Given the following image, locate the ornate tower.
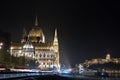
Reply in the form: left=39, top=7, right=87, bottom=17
left=22, top=36, right=35, bottom=67
left=53, top=29, right=58, bottom=52
left=21, top=28, right=27, bottom=43
left=106, top=53, right=110, bottom=60
left=53, top=29, right=60, bottom=71
left=28, top=16, right=45, bottom=43
left=35, top=16, right=38, bottom=26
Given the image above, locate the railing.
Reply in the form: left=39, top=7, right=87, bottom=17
left=0, top=72, right=40, bottom=79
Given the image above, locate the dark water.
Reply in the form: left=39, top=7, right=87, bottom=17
left=12, top=74, right=120, bottom=80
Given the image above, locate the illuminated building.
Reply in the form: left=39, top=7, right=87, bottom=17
left=77, top=54, right=120, bottom=74
left=10, top=16, right=60, bottom=71
left=78, top=64, right=84, bottom=73
left=83, top=53, right=120, bottom=67
left=106, top=53, right=110, bottom=60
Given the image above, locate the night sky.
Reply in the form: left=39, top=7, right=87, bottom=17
left=0, top=0, right=120, bottom=67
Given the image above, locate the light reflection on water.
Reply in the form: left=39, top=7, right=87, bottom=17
left=59, top=74, right=120, bottom=80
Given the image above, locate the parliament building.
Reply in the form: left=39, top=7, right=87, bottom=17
left=10, top=17, right=60, bottom=71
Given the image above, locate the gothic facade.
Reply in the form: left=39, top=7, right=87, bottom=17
left=10, top=16, right=60, bottom=71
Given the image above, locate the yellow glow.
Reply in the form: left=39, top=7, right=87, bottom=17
left=10, top=47, right=13, bottom=49
left=19, top=50, right=21, bottom=53
left=106, top=54, right=110, bottom=60
left=0, top=42, right=3, bottom=46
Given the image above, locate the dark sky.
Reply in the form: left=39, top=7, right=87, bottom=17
left=0, top=0, right=120, bottom=67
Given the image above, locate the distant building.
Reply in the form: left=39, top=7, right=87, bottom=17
left=77, top=54, right=120, bottom=74
left=0, top=30, right=11, bottom=52
left=83, top=53, right=120, bottom=67
left=0, top=30, right=11, bottom=67
left=10, top=16, right=60, bottom=71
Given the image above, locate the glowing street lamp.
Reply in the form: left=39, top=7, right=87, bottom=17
left=0, top=42, right=3, bottom=49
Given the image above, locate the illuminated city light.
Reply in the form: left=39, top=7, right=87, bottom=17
left=0, top=42, right=3, bottom=49
left=0, top=42, right=3, bottom=46
left=59, top=68, right=72, bottom=74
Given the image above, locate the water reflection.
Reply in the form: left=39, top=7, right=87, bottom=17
left=59, top=74, right=120, bottom=80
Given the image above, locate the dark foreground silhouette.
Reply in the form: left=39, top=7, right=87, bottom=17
left=7, top=74, right=89, bottom=80
left=24, top=75, right=85, bottom=80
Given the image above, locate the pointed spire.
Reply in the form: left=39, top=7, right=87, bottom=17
left=55, top=29, right=57, bottom=38
left=106, top=53, right=110, bottom=60
left=53, top=28, right=58, bottom=45
left=35, top=16, right=38, bottom=26
left=42, top=33, right=45, bottom=43
left=23, top=27, right=27, bottom=36
left=53, top=28, right=60, bottom=70
left=21, top=27, right=27, bottom=43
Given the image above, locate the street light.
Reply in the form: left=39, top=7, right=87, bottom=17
left=0, top=42, right=3, bottom=49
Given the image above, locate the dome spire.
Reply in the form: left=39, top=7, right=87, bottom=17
left=35, top=16, right=38, bottom=26
left=106, top=53, right=110, bottom=60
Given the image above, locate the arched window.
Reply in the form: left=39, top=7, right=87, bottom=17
left=43, top=54, right=45, bottom=57
left=47, top=54, right=49, bottom=58
left=51, top=54, right=53, bottom=58
left=39, top=54, right=42, bottom=57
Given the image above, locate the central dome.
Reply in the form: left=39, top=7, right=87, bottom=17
left=28, top=16, right=45, bottom=43
left=29, top=27, right=43, bottom=37
left=21, top=16, right=45, bottom=43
